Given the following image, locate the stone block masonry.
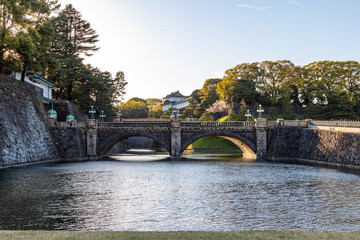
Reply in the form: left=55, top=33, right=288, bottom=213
left=0, top=74, right=58, bottom=167
left=255, top=118, right=267, bottom=157
left=50, top=127, right=87, bottom=160
left=268, top=126, right=360, bottom=169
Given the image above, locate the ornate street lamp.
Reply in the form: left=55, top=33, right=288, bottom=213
left=118, top=110, right=123, bottom=121
left=257, top=104, right=264, bottom=118
left=89, top=105, right=96, bottom=119
left=172, top=108, right=179, bottom=120
left=245, top=109, right=252, bottom=122
left=99, top=110, right=106, bottom=122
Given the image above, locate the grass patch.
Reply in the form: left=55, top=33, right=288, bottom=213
left=0, top=231, right=359, bottom=240
left=217, top=115, right=229, bottom=122
left=188, top=136, right=239, bottom=150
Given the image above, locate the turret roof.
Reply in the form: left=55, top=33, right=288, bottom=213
left=164, top=90, right=186, bottom=99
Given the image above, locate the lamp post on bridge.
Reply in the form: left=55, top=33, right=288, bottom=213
left=89, top=105, right=96, bottom=119
left=172, top=108, right=179, bottom=120
left=99, top=110, right=106, bottom=122
left=257, top=104, right=264, bottom=118
left=245, top=109, right=252, bottom=122
left=118, top=110, right=123, bottom=121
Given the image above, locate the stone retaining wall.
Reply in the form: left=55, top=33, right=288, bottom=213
left=0, top=74, right=58, bottom=167
left=268, top=126, right=360, bottom=169
left=50, top=127, right=87, bottom=160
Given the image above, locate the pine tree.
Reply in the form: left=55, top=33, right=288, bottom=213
left=238, top=98, right=248, bottom=121
left=268, top=106, right=278, bottom=120
left=282, top=96, right=295, bottom=120
left=50, top=4, right=99, bottom=101
left=76, top=65, right=128, bottom=120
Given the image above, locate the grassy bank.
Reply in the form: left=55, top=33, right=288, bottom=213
left=1, top=231, right=359, bottom=240
left=188, top=136, right=240, bottom=150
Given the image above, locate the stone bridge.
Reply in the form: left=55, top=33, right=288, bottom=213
left=49, top=118, right=310, bottom=159
left=93, top=120, right=259, bottom=159
left=80, top=118, right=310, bottom=159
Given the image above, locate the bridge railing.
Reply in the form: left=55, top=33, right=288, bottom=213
left=48, top=119, right=85, bottom=128
left=121, top=118, right=170, bottom=122
left=310, top=120, right=360, bottom=128
left=280, top=120, right=309, bottom=127
left=180, top=121, right=255, bottom=128
left=98, top=122, right=171, bottom=128
left=267, top=121, right=278, bottom=128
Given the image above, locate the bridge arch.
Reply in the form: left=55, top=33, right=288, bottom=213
left=97, top=130, right=171, bottom=157
left=181, top=131, right=257, bottom=159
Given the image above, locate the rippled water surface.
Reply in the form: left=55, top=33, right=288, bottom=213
left=0, top=155, right=359, bottom=231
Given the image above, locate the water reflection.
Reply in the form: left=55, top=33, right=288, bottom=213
left=109, top=154, right=169, bottom=162
left=0, top=155, right=359, bottom=231
left=182, top=151, right=254, bottom=162
left=106, top=149, right=170, bottom=162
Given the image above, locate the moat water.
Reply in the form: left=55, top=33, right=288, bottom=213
left=0, top=153, right=359, bottom=231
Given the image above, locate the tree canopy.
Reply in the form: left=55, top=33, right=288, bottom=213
left=0, top=2, right=128, bottom=120
left=0, top=0, right=59, bottom=79
left=214, top=60, right=360, bottom=120
left=128, top=60, right=360, bottom=121
left=120, top=98, right=148, bottom=119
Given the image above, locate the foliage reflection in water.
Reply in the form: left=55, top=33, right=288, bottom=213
left=0, top=153, right=359, bottom=231
left=183, top=151, right=252, bottom=162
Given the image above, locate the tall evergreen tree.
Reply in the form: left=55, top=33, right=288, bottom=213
left=74, top=65, right=128, bottom=120
left=50, top=4, right=99, bottom=101
left=281, top=96, right=295, bottom=120
left=267, top=106, right=278, bottom=120
left=238, top=98, right=248, bottom=121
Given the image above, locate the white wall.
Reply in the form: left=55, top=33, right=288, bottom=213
left=162, top=100, right=189, bottom=112
left=14, top=72, right=52, bottom=99
left=167, top=97, right=186, bottom=102
left=176, top=101, right=189, bottom=109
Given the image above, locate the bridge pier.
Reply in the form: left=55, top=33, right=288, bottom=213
left=170, top=120, right=182, bottom=158
left=255, top=118, right=267, bottom=157
left=86, top=119, right=98, bottom=158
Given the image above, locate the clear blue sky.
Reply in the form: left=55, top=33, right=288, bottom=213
left=58, top=0, right=360, bottom=101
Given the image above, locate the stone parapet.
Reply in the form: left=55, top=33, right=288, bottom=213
left=255, top=118, right=267, bottom=128
left=48, top=119, right=78, bottom=128
left=87, top=119, right=98, bottom=128
left=170, top=119, right=181, bottom=128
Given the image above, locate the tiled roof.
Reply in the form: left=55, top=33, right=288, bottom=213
left=26, top=70, right=57, bottom=88
left=164, top=90, right=186, bottom=99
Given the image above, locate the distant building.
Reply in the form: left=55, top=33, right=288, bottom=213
left=161, top=91, right=189, bottom=112
left=12, top=71, right=58, bottom=103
